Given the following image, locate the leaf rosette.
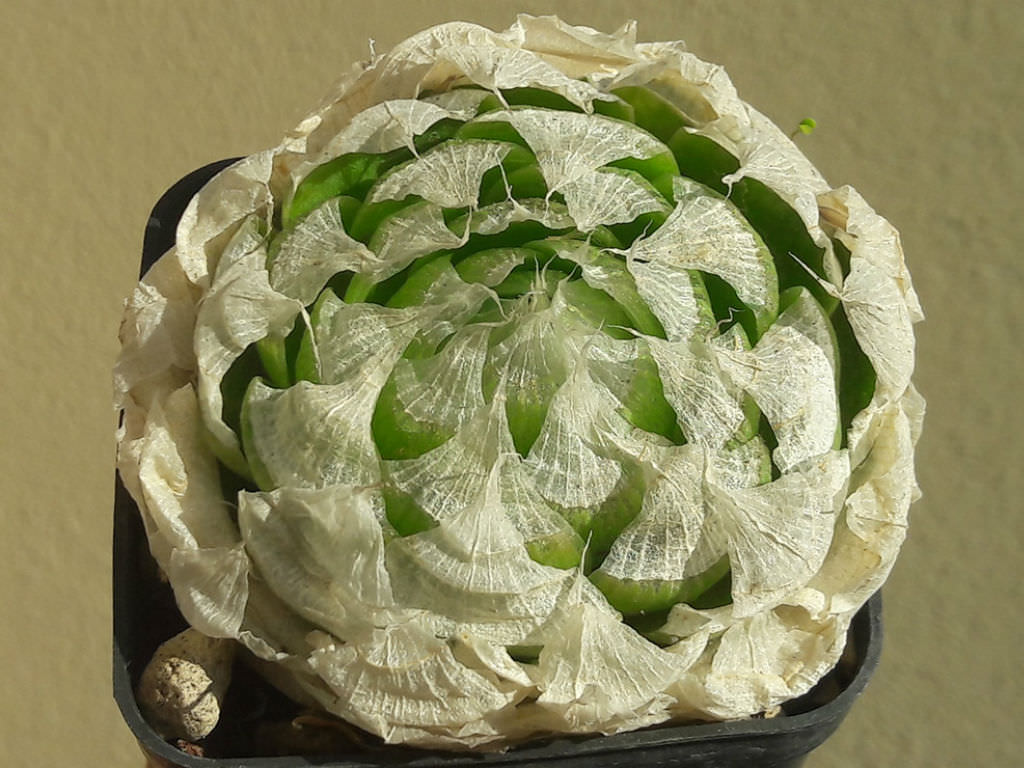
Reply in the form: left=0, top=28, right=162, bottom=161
left=115, top=16, right=924, bottom=749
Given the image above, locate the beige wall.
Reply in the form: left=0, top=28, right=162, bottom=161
left=2, top=1, right=1020, bottom=765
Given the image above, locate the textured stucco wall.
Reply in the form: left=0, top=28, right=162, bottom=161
left=2, top=2, right=1020, bottom=765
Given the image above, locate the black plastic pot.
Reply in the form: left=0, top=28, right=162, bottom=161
left=113, top=159, right=884, bottom=768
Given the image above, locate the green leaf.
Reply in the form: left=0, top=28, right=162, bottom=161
left=478, top=163, right=549, bottom=205
left=371, top=375, right=454, bottom=460
left=524, top=530, right=585, bottom=570
left=619, top=353, right=685, bottom=444
left=456, top=119, right=530, bottom=147
left=528, top=239, right=665, bottom=338
left=256, top=313, right=307, bottom=388
left=558, top=280, right=635, bottom=340
left=668, top=128, right=741, bottom=194
left=611, top=86, right=692, bottom=142
left=556, top=460, right=647, bottom=572
left=730, top=177, right=838, bottom=313
left=238, top=377, right=277, bottom=491
left=385, top=252, right=454, bottom=309
left=590, top=554, right=730, bottom=615
left=284, top=150, right=408, bottom=229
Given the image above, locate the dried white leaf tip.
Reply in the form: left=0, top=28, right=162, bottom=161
left=137, top=628, right=235, bottom=741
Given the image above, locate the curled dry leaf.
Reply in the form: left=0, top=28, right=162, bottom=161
left=116, top=15, right=923, bottom=750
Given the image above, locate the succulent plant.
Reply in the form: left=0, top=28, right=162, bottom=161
left=115, top=15, right=924, bottom=749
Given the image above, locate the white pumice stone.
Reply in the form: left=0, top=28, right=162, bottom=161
left=137, top=628, right=235, bottom=741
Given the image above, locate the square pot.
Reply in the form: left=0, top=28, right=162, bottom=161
left=113, top=159, right=884, bottom=768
